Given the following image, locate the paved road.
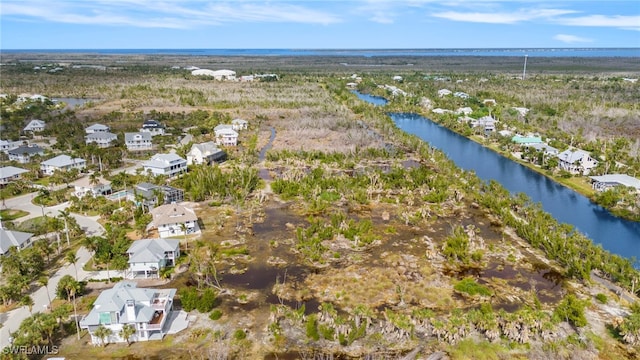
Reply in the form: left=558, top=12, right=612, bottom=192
left=0, top=192, right=108, bottom=350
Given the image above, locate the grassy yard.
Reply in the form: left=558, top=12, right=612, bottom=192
left=0, top=208, right=29, bottom=221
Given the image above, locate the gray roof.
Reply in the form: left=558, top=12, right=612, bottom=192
left=150, top=203, right=197, bottom=227
left=86, top=123, right=109, bottom=131
left=127, top=238, right=179, bottom=264
left=23, top=119, right=45, bottom=130
left=142, top=119, right=164, bottom=129
left=125, top=132, right=152, bottom=142
left=590, top=174, right=640, bottom=190
left=80, top=281, right=176, bottom=326
left=0, top=228, right=34, bottom=255
left=86, top=132, right=117, bottom=140
left=143, top=153, right=186, bottom=168
left=0, top=166, right=29, bottom=179
left=7, top=145, right=44, bottom=156
left=558, top=149, right=591, bottom=164
left=528, top=143, right=559, bottom=154
left=214, top=124, right=233, bottom=131
left=41, top=154, right=85, bottom=167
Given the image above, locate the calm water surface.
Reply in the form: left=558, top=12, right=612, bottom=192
left=390, top=112, right=640, bottom=262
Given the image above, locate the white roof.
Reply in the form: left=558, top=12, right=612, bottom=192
left=231, top=118, right=248, bottom=124
left=125, top=132, right=152, bottom=141
left=558, top=149, right=591, bottom=164
left=215, top=128, right=239, bottom=136
left=143, top=153, right=186, bottom=168
left=24, top=119, right=45, bottom=130
left=42, top=154, right=85, bottom=167
left=86, top=132, right=117, bottom=140
left=214, top=124, right=233, bottom=131
left=590, top=174, right=640, bottom=190
left=0, top=228, right=33, bottom=254
left=86, top=123, right=109, bottom=131
left=0, top=166, right=29, bottom=178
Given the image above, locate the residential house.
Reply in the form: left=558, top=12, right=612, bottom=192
left=74, top=176, right=112, bottom=197
left=140, top=120, right=165, bottom=137
left=85, top=123, right=111, bottom=134
left=214, top=128, right=239, bottom=146
left=557, top=149, right=598, bottom=175
left=79, top=281, right=178, bottom=344
left=392, top=75, right=403, bottom=82
left=0, top=227, right=34, bottom=256
left=456, top=107, right=473, bottom=115
left=0, top=166, right=29, bottom=186
left=528, top=143, right=559, bottom=157
left=191, top=69, right=236, bottom=80
left=231, top=119, right=248, bottom=131
left=186, top=142, right=226, bottom=165
left=142, top=154, right=187, bottom=178
left=125, top=132, right=153, bottom=151
left=40, top=154, right=86, bottom=176
left=589, top=174, right=640, bottom=192
left=126, top=183, right=184, bottom=210
left=126, top=238, right=180, bottom=279
left=433, top=108, right=453, bottom=115
left=471, top=116, right=497, bottom=133
left=23, top=119, right=46, bottom=133
left=149, top=203, right=199, bottom=239
left=511, top=135, right=543, bottom=146
left=512, top=107, right=530, bottom=117
left=0, top=139, right=25, bottom=153
left=483, top=99, right=497, bottom=106
left=85, top=132, right=118, bottom=148
left=454, top=92, right=470, bottom=99
left=7, top=145, right=44, bottom=163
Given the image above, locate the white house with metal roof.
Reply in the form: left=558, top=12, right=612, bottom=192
left=23, top=119, right=46, bottom=133
left=125, top=132, right=153, bottom=151
left=231, top=118, right=248, bottom=131
left=214, top=128, right=239, bottom=146
left=85, top=132, right=118, bottom=148
left=85, top=123, right=111, bottom=134
left=140, top=120, right=165, bottom=136
left=142, top=153, right=187, bottom=178
left=0, top=166, right=29, bottom=185
left=40, top=154, right=86, bottom=176
left=0, top=227, right=34, bottom=256
left=590, top=174, right=640, bottom=192
left=186, top=142, right=226, bottom=165
left=79, top=281, right=178, bottom=344
left=126, top=238, right=180, bottom=279
left=557, top=149, right=598, bottom=175
left=149, top=203, right=199, bottom=238
left=0, top=139, right=25, bottom=153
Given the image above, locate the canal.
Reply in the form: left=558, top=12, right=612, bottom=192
left=354, top=91, right=640, bottom=262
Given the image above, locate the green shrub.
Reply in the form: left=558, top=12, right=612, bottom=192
left=233, top=329, right=247, bottom=340
left=454, top=277, right=492, bottom=297
left=305, top=314, right=320, bottom=341
left=595, top=293, right=608, bottom=304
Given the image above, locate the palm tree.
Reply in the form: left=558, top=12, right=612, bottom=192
left=180, top=223, right=189, bottom=251
left=93, top=324, right=112, bottom=347
left=20, top=295, right=34, bottom=315
left=65, top=251, right=79, bottom=281
left=119, top=323, right=136, bottom=346
left=38, top=276, right=52, bottom=311
left=58, top=209, right=73, bottom=246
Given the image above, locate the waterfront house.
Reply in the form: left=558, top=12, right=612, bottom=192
left=186, top=142, right=226, bottom=165
left=85, top=132, right=118, bottom=148
left=125, top=132, right=153, bottom=151
left=142, top=153, right=187, bottom=178
left=149, top=203, right=199, bottom=239
left=73, top=176, right=112, bottom=198
left=589, top=174, right=640, bottom=192
left=79, top=281, right=178, bottom=344
left=214, top=128, right=239, bottom=146
left=140, top=120, right=165, bottom=137
left=511, top=135, right=543, bottom=146
left=7, top=145, right=44, bottom=163
left=85, top=123, right=111, bottom=134
left=528, top=143, right=559, bottom=157
left=471, top=116, right=497, bottom=133
left=126, top=238, right=180, bottom=279
left=0, top=166, right=29, bottom=186
left=557, top=149, right=598, bottom=175
left=231, top=119, right=248, bottom=131
left=40, top=155, right=86, bottom=176
left=23, top=119, right=46, bottom=133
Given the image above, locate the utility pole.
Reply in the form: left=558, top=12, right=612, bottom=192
left=522, top=54, right=528, bottom=80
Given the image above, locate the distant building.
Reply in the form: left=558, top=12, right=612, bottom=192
left=41, top=155, right=86, bottom=176
left=186, top=142, right=226, bottom=165
left=0, top=228, right=34, bottom=256
left=85, top=123, right=111, bottom=134
left=0, top=139, right=26, bottom=153
left=511, top=135, right=543, bottom=145
left=23, top=119, right=46, bottom=133
left=0, top=166, right=29, bottom=185
left=74, top=176, right=112, bottom=198
left=125, top=132, right=153, bottom=151
left=149, top=203, right=199, bottom=239
left=191, top=69, right=236, bottom=80
left=7, top=145, right=44, bottom=163
left=142, top=153, right=187, bottom=178
left=437, top=89, right=452, bottom=97
left=126, top=238, right=180, bottom=279
left=557, top=149, right=598, bottom=175
left=231, top=119, right=248, bottom=131
left=214, top=128, right=239, bottom=146
left=126, top=183, right=184, bottom=210
left=140, top=120, right=165, bottom=137
left=471, top=116, right=497, bottom=133
left=85, top=132, right=118, bottom=148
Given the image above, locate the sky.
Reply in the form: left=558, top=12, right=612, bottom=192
left=1, top=0, right=639, bottom=49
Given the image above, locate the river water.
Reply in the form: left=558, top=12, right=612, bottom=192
left=354, top=92, right=640, bottom=263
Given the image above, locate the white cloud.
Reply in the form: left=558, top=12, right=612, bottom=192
left=553, top=34, right=592, bottom=44
left=432, top=8, right=576, bottom=24
left=556, top=15, right=640, bottom=31
left=0, top=0, right=342, bottom=28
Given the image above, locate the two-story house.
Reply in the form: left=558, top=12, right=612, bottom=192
left=126, top=238, right=180, bottom=279
left=140, top=120, right=165, bottom=137
left=149, top=203, right=199, bottom=238
left=40, top=154, right=86, bottom=176
left=214, top=127, right=239, bottom=146
left=79, top=281, right=178, bottom=345
left=142, top=154, right=187, bottom=178
left=557, top=149, right=598, bottom=175
left=186, top=142, right=226, bottom=165
left=85, top=132, right=118, bottom=148
left=7, top=145, right=44, bottom=163
left=23, top=119, right=46, bottom=133
left=0, top=166, right=29, bottom=186
left=125, top=132, right=153, bottom=151
left=85, top=123, right=111, bottom=134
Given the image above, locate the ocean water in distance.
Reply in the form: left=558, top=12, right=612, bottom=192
left=2, top=48, right=639, bottom=57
